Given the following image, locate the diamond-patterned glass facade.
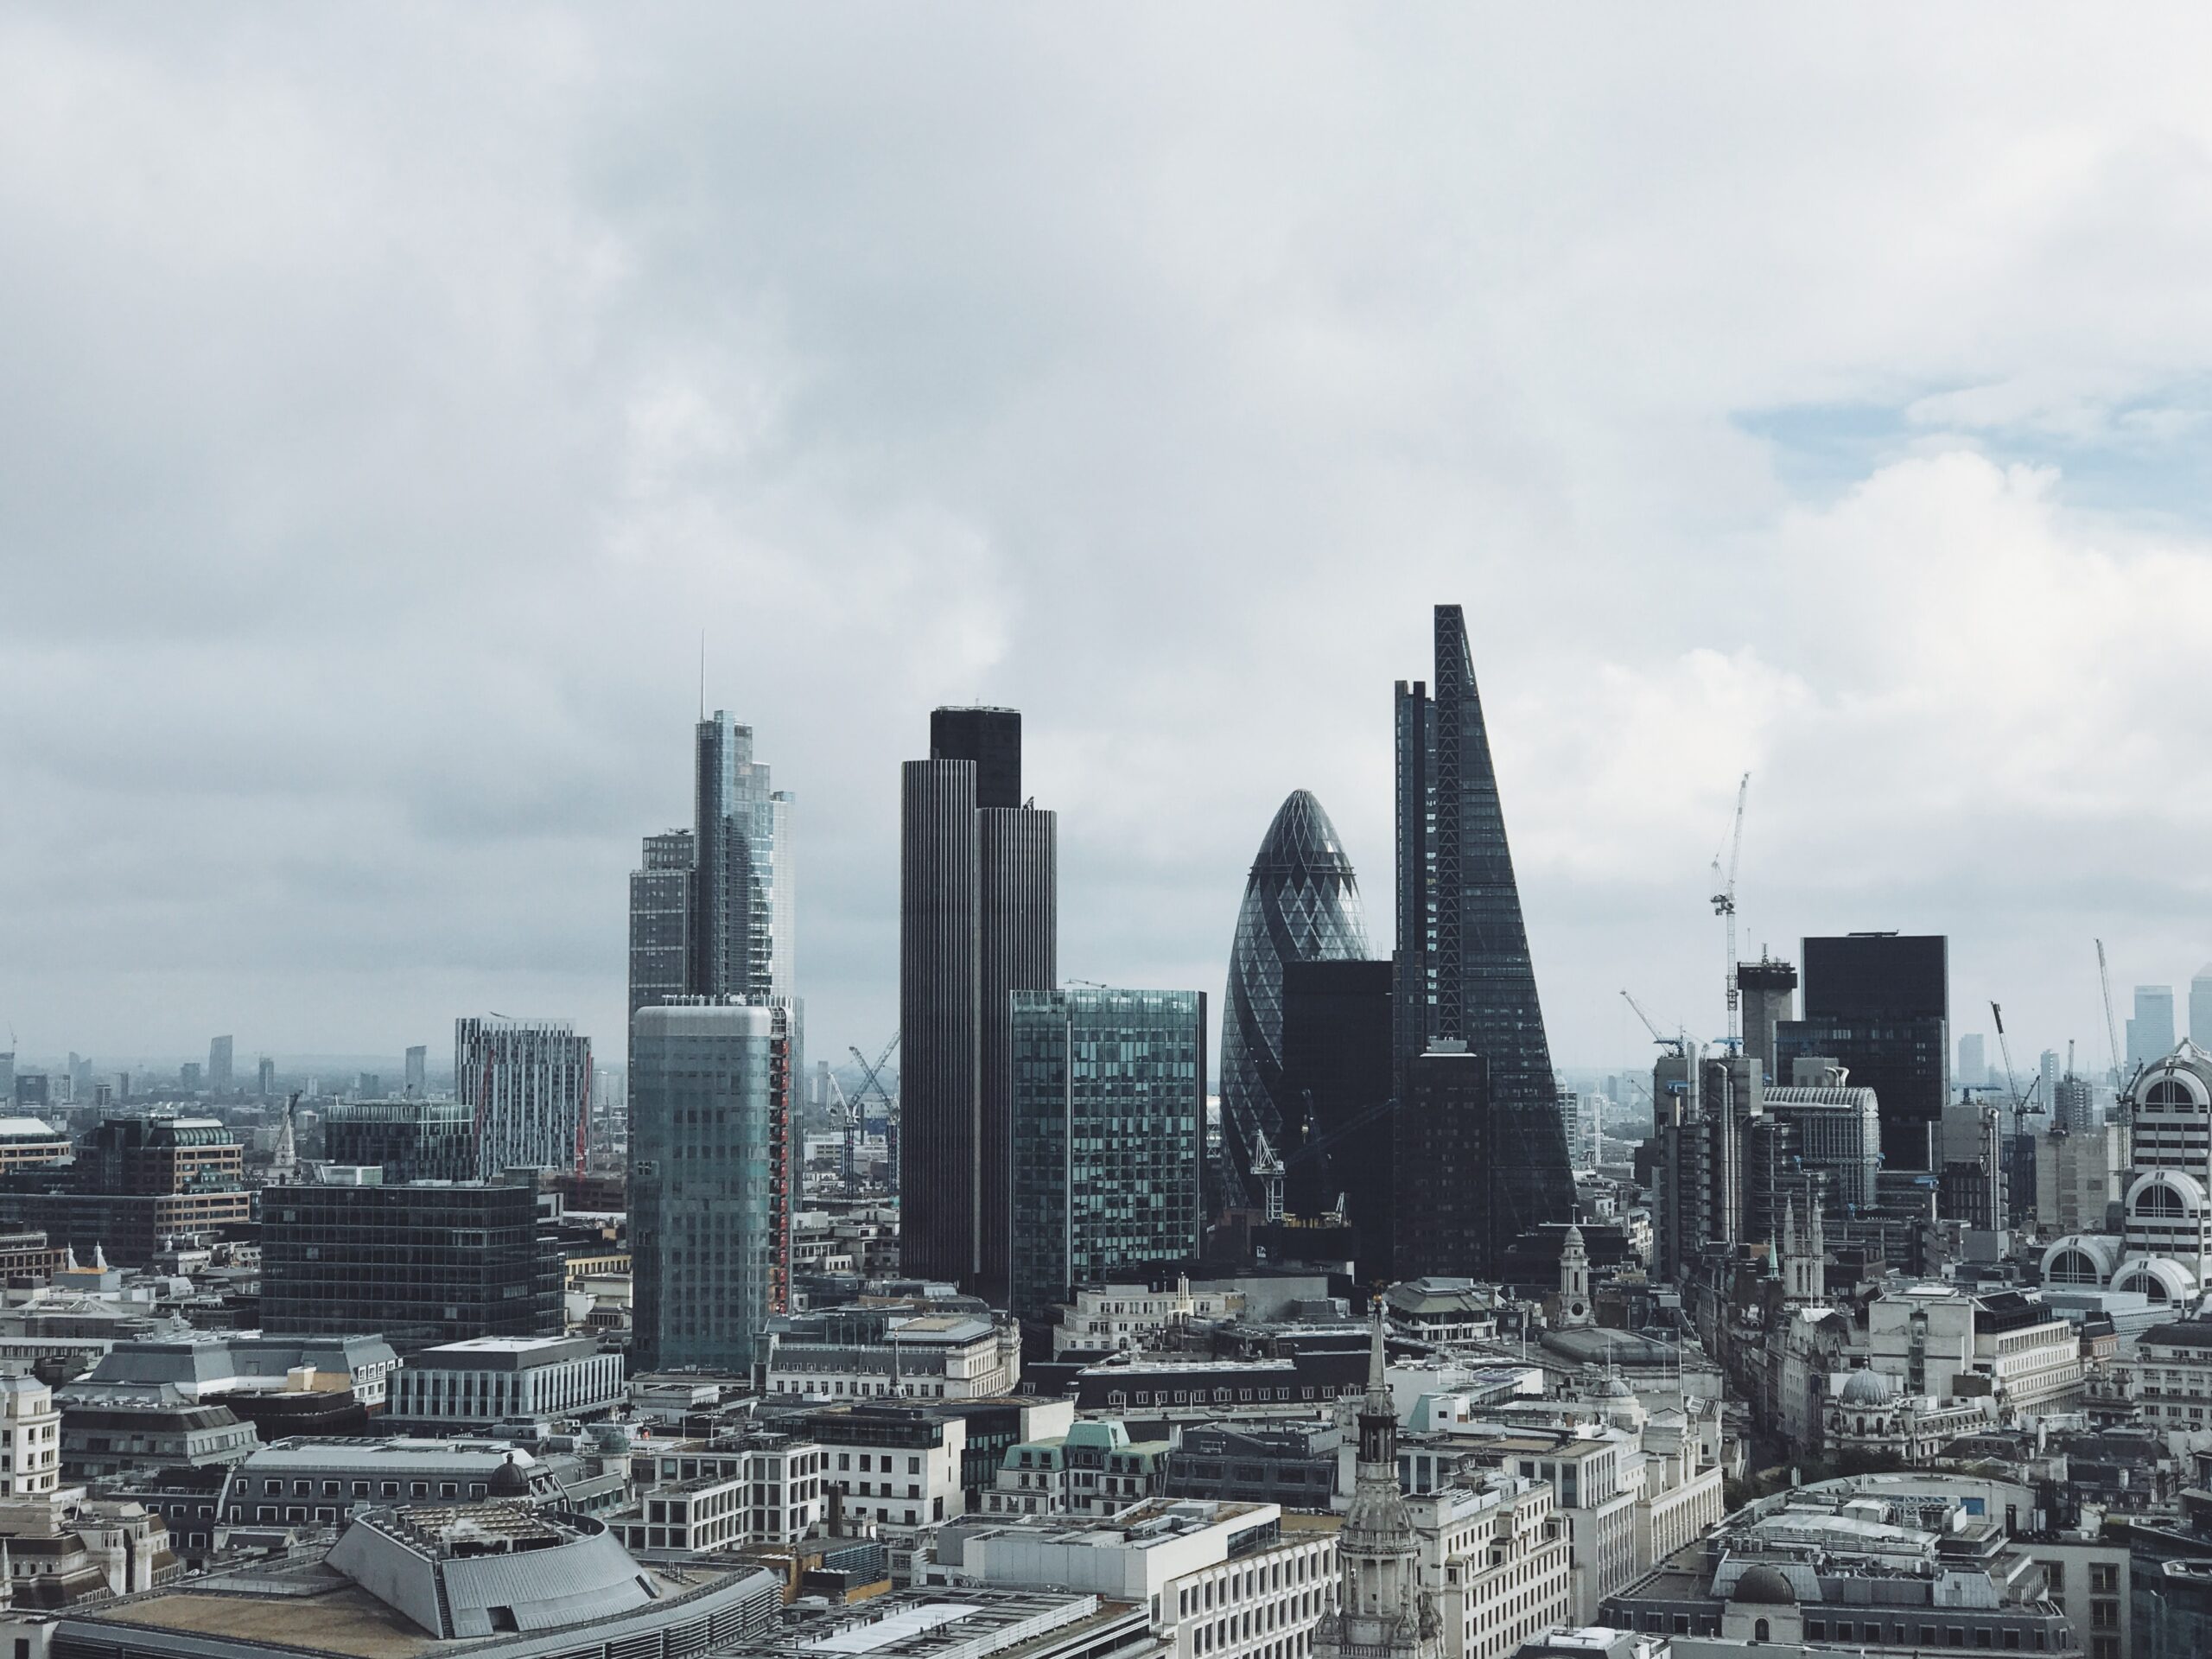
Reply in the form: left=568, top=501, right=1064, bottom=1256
left=1218, top=791, right=1371, bottom=1212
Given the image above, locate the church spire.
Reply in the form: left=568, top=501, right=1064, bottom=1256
left=1316, top=1300, right=1440, bottom=1659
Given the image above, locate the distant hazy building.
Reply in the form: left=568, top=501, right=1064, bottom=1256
left=1007, top=987, right=1205, bottom=1320
left=900, top=707, right=1055, bottom=1305
left=404, top=1045, right=428, bottom=1096
left=1958, top=1033, right=1986, bottom=1092
left=2054, top=1071, right=2098, bottom=1134
left=630, top=1001, right=797, bottom=1371
left=2196, top=967, right=2212, bottom=1051
left=255, top=1057, right=275, bottom=1097
left=454, top=1017, right=592, bottom=1179
left=13, top=1073, right=48, bottom=1109
left=1394, top=603, right=1571, bottom=1253
left=355, top=1072, right=381, bottom=1098
left=180, top=1062, right=202, bottom=1093
left=0, top=1054, right=12, bottom=1104
left=207, top=1037, right=233, bottom=1092
left=1776, top=933, right=1948, bottom=1170
left=2039, top=1050, right=2062, bottom=1117
left=1218, top=790, right=1371, bottom=1217
left=2131, top=986, right=2179, bottom=1074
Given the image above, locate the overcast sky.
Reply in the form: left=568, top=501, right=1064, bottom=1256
left=6, top=7, right=2212, bottom=1083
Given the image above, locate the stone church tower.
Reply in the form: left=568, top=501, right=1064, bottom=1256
left=1314, top=1306, right=1441, bottom=1659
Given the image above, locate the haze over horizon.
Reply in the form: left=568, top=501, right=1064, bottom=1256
left=7, top=8, right=2212, bottom=1081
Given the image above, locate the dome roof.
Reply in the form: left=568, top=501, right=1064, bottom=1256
left=1731, top=1565, right=1797, bottom=1605
left=487, top=1458, right=531, bottom=1497
left=1839, top=1368, right=1899, bottom=1406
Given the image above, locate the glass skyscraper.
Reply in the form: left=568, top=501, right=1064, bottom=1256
left=1218, top=790, right=1370, bottom=1213
left=1393, top=603, right=1572, bottom=1268
left=1008, top=987, right=1205, bottom=1322
left=693, top=712, right=793, bottom=1001
left=900, top=708, right=1056, bottom=1306
left=630, top=1000, right=796, bottom=1371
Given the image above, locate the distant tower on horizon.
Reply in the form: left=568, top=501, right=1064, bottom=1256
left=2131, top=985, right=2178, bottom=1073
left=1218, top=790, right=1371, bottom=1217
left=1958, top=1031, right=1987, bottom=1093
left=404, top=1045, right=427, bottom=1098
left=2194, top=965, right=2212, bottom=1052
left=207, top=1036, right=233, bottom=1093
left=900, top=706, right=1056, bottom=1305
left=1393, top=603, right=1572, bottom=1262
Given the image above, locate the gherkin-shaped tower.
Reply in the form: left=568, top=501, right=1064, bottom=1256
left=1218, top=790, right=1370, bottom=1213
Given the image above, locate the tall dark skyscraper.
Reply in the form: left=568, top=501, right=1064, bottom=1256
left=1280, top=958, right=1395, bottom=1281
left=1392, top=604, right=1571, bottom=1267
left=1776, top=932, right=1948, bottom=1170
left=900, top=707, right=1055, bottom=1305
left=1219, top=791, right=1371, bottom=1216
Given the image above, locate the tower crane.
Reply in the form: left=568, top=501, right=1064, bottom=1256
left=1710, top=772, right=1750, bottom=1049
left=848, top=1034, right=900, bottom=1121
left=1620, top=989, right=1686, bottom=1058
left=1990, top=1001, right=2046, bottom=1138
left=2096, top=939, right=2127, bottom=1093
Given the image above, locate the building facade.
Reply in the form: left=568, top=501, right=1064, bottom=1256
left=900, top=707, right=1056, bottom=1305
left=454, top=1016, right=592, bottom=1179
left=388, top=1336, right=625, bottom=1432
left=321, top=1097, right=477, bottom=1183
left=628, top=827, right=696, bottom=1065
left=1393, top=603, right=1571, bottom=1255
left=260, top=1174, right=563, bottom=1353
left=1777, top=933, right=1949, bottom=1171
left=630, top=1001, right=796, bottom=1372
left=1218, top=791, right=1372, bottom=1218
left=1009, top=987, right=1205, bottom=1321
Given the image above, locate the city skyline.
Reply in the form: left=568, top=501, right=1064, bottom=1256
left=9, top=12, right=2212, bottom=1082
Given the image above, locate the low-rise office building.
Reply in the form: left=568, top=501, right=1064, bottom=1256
left=216, top=1436, right=628, bottom=1527
left=766, top=1306, right=1021, bottom=1402
left=385, top=1335, right=623, bottom=1431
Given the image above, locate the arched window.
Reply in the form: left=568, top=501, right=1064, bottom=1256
left=2149, top=1079, right=2193, bottom=1112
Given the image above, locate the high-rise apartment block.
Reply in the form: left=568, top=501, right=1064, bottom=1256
left=256, top=1057, right=275, bottom=1097
left=1775, top=933, right=1948, bottom=1171
left=207, top=1037, right=232, bottom=1092
left=404, top=1045, right=427, bottom=1096
left=454, top=1017, right=592, bottom=1179
left=629, top=1001, right=796, bottom=1371
left=627, top=829, right=695, bottom=1052
left=1007, top=987, right=1205, bottom=1320
left=1393, top=605, right=1571, bottom=1266
left=2130, top=985, right=2178, bottom=1073
left=900, top=707, right=1055, bottom=1304
left=1218, top=791, right=1371, bottom=1217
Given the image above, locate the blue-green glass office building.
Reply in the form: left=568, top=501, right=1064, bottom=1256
left=1009, top=987, right=1206, bottom=1321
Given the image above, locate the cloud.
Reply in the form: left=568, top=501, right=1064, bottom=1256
left=3, top=7, right=2212, bottom=1078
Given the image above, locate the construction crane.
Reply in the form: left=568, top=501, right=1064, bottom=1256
left=1990, top=1001, right=2046, bottom=1138
left=1710, top=772, right=1751, bottom=1049
left=2096, top=938, right=2127, bottom=1093
left=1621, top=988, right=1686, bottom=1058
left=848, top=1034, right=900, bottom=1121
